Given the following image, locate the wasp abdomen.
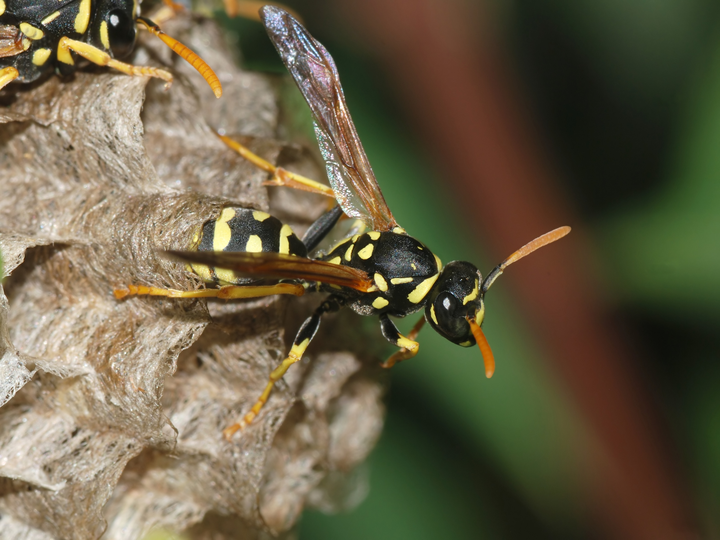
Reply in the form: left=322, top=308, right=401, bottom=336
left=192, top=207, right=306, bottom=286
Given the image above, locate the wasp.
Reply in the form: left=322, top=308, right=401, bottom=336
left=0, top=0, right=222, bottom=97
left=115, top=6, right=570, bottom=438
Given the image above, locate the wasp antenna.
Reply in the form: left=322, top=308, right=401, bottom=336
left=136, top=17, right=223, bottom=98
left=468, top=318, right=495, bottom=378
left=224, top=1, right=304, bottom=22
left=482, top=226, right=571, bottom=293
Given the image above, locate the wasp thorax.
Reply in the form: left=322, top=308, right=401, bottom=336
left=425, top=261, right=484, bottom=347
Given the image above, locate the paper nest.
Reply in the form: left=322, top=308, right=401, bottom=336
left=0, top=15, right=385, bottom=540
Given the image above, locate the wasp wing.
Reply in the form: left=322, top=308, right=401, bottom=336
left=260, top=6, right=399, bottom=233
left=0, top=26, right=24, bottom=59
left=165, top=250, right=373, bottom=292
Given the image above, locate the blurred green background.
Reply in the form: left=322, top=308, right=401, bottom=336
left=216, top=0, right=720, bottom=538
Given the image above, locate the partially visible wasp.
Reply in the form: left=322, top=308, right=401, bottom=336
left=115, top=6, right=570, bottom=438
left=0, top=0, right=222, bottom=97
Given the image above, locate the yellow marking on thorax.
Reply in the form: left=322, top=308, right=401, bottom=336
left=372, top=297, right=389, bottom=310
left=392, top=226, right=406, bottom=235
left=20, top=23, right=44, bottom=41
left=279, top=224, right=293, bottom=254
left=213, top=208, right=235, bottom=251
left=75, top=0, right=92, bottom=34
left=374, top=273, right=388, bottom=292
left=344, top=244, right=354, bottom=261
left=41, top=11, right=61, bottom=25
left=407, top=273, right=439, bottom=304
left=430, top=304, right=438, bottom=325
left=246, top=235, right=263, bottom=253
left=32, top=48, right=52, bottom=66
left=0, top=1, right=5, bottom=16
left=253, top=210, right=270, bottom=222
left=327, top=256, right=341, bottom=265
left=357, top=243, right=374, bottom=260
left=367, top=231, right=381, bottom=240
left=462, top=279, right=480, bottom=305
left=100, top=21, right=110, bottom=49
left=391, top=277, right=413, bottom=285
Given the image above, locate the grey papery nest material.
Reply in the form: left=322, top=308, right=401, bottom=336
left=0, top=15, right=385, bottom=540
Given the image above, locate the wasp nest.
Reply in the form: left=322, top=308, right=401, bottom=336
left=0, top=14, right=384, bottom=540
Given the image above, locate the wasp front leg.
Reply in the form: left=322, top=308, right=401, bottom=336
left=223, top=294, right=346, bottom=439
left=58, top=37, right=174, bottom=86
left=379, top=314, right=425, bottom=369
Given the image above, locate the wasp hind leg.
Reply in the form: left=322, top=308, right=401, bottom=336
left=379, top=314, right=425, bottom=368
left=223, top=295, right=346, bottom=439
left=0, top=67, right=19, bottom=91
left=217, top=133, right=335, bottom=199
left=113, top=282, right=305, bottom=300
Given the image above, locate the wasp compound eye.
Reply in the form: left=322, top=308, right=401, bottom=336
left=107, top=9, right=137, bottom=59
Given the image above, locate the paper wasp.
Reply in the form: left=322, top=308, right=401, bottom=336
left=0, top=0, right=222, bottom=96
left=115, top=6, right=570, bottom=438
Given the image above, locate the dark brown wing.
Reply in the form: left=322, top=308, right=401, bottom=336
left=260, top=6, right=399, bottom=232
left=164, top=250, right=373, bottom=292
left=0, top=26, right=24, bottom=59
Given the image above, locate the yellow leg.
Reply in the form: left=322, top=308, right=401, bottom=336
left=58, top=37, right=173, bottom=86
left=0, top=66, right=19, bottom=91
left=223, top=338, right=310, bottom=439
left=113, top=282, right=305, bottom=300
left=218, top=134, right=335, bottom=199
left=380, top=316, right=425, bottom=368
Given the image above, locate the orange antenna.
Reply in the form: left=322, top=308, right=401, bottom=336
left=468, top=318, right=495, bottom=378
left=136, top=17, right=222, bottom=98
left=482, top=226, right=571, bottom=293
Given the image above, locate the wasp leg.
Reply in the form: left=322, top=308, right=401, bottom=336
left=217, top=133, right=335, bottom=199
left=0, top=67, right=19, bottom=91
left=113, top=282, right=305, bottom=300
left=223, top=294, right=345, bottom=439
left=58, top=37, right=174, bottom=85
left=379, top=314, right=424, bottom=369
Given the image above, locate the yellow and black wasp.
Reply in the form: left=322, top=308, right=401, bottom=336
left=0, top=0, right=222, bottom=96
left=115, top=6, right=570, bottom=438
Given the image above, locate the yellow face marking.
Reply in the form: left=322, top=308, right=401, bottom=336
left=213, top=208, right=235, bottom=251
left=374, top=273, right=388, bottom=292
left=327, top=256, right=341, bottom=265
left=32, top=49, right=52, bottom=66
left=430, top=304, right=438, bottom=325
left=344, top=244, right=354, bottom=261
left=246, top=235, right=263, bottom=253
left=391, top=277, right=413, bottom=285
left=475, top=303, right=486, bottom=326
left=75, top=0, right=92, bottom=34
left=463, top=279, right=480, bottom=305
left=407, top=273, right=440, bottom=304
left=20, top=23, right=44, bottom=41
left=253, top=210, right=270, bottom=222
left=0, top=1, right=5, bottom=16
left=41, top=11, right=61, bottom=25
left=279, top=224, right=293, bottom=254
left=367, top=231, right=381, bottom=240
left=372, top=297, right=389, bottom=310
left=357, top=243, right=374, bottom=260
left=100, top=21, right=110, bottom=50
